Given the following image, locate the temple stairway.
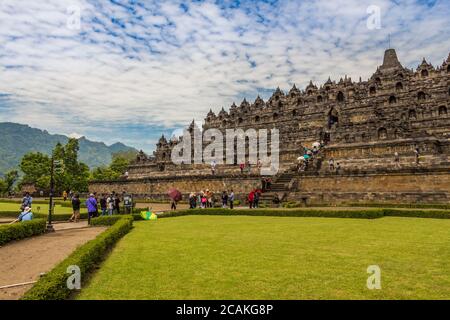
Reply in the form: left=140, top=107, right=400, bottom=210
left=259, top=171, right=296, bottom=206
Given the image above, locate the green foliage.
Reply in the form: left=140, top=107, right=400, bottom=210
left=90, top=155, right=130, bottom=181
left=18, top=139, right=90, bottom=192
left=2, top=170, right=19, bottom=193
left=158, top=208, right=385, bottom=219
left=0, top=179, right=7, bottom=196
left=90, top=215, right=132, bottom=226
left=112, top=150, right=137, bottom=163
left=0, top=211, right=22, bottom=218
left=32, top=212, right=89, bottom=221
left=77, top=215, right=450, bottom=299
left=19, top=152, right=51, bottom=186
left=346, top=202, right=450, bottom=210
left=90, top=166, right=120, bottom=181
left=0, top=219, right=46, bottom=245
left=22, top=216, right=133, bottom=300
left=154, top=208, right=450, bottom=220
left=0, top=122, right=138, bottom=176
left=383, top=209, right=450, bottom=219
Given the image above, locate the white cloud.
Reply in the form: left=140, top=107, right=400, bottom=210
left=0, top=0, right=449, bottom=151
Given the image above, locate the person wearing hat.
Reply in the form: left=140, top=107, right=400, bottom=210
left=10, top=206, right=33, bottom=224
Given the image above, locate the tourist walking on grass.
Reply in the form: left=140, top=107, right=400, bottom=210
left=114, top=195, right=121, bottom=214
left=70, top=194, right=81, bottom=223
left=248, top=191, right=255, bottom=209
left=189, top=192, right=196, bottom=209
left=253, top=190, right=260, bottom=208
left=21, top=192, right=32, bottom=210
left=222, top=191, right=228, bottom=208
left=86, top=193, right=98, bottom=224
left=123, top=193, right=133, bottom=214
left=107, top=194, right=114, bottom=215
left=201, top=194, right=207, bottom=208
left=229, top=190, right=234, bottom=209
left=100, top=194, right=107, bottom=216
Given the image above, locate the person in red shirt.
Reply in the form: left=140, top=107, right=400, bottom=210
left=248, top=191, right=255, bottom=209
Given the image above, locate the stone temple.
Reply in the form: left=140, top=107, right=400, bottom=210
left=90, top=49, right=450, bottom=204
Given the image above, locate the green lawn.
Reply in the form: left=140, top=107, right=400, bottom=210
left=0, top=202, right=86, bottom=214
left=78, top=215, right=450, bottom=300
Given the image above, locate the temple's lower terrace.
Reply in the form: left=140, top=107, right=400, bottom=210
left=89, top=49, right=450, bottom=205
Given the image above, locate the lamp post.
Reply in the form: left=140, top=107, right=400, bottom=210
left=46, top=156, right=55, bottom=232
left=47, top=157, right=64, bottom=232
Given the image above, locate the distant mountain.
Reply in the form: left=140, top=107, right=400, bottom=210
left=0, top=122, right=139, bottom=175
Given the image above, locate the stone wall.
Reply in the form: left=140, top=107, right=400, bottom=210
left=288, top=168, right=450, bottom=204
left=90, top=168, right=450, bottom=204
left=89, top=175, right=262, bottom=201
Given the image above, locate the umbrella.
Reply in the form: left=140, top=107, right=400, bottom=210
left=303, top=154, right=311, bottom=160
left=312, top=142, right=321, bottom=148
left=297, top=156, right=305, bottom=161
left=140, top=210, right=157, bottom=220
left=168, top=188, right=182, bottom=202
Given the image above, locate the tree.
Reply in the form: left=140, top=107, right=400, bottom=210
left=0, top=179, right=7, bottom=196
left=91, top=166, right=120, bottom=181
left=4, top=170, right=19, bottom=194
left=20, top=152, right=51, bottom=186
left=90, top=156, right=130, bottom=182
left=18, top=139, right=91, bottom=193
left=110, top=156, right=129, bottom=174
left=112, top=150, right=138, bottom=162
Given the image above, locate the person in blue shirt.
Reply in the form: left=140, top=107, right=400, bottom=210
left=11, top=207, right=33, bottom=223
left=21, top=192, right=33, bottom=210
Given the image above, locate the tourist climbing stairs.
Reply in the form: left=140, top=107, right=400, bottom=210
left=259, top=171, right=296, bottom=206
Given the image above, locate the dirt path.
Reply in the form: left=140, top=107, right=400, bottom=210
left=0, top=225, right=106, bottom=300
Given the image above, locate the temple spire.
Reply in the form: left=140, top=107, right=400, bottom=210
left=380, top=48, right=402, bottom=70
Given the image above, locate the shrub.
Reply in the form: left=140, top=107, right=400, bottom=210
left=0, top=211, right=21, bottom=218
left=0, top=199, right=62, bottom=205
left=158, top=208, right=385, bottom=219
left=33, top=212, right=89, bottom=221
left=347, top=203, right=450, bottom=210
left=382, top=209, right=450, bottom=219
left=0, top=219, right=46, bottom=246
left=89, top=215, right=125, bottom=226
left=22, top=216, right=133, bottom=300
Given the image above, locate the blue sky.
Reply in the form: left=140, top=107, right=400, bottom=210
left=0, top=0, right=449, bottom=152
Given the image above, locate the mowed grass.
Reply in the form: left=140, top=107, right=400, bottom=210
left=78, top=215, right=450, bottom=300
left=0, top=201, right=86, bottom=214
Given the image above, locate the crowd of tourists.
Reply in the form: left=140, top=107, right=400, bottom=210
left=297, top=141, right=324, bottom=172
left=188, top=189, right=235, bottom=209
left=79, top=192, right=134, bottom=223
left=247, top=189, right=262, bottom=209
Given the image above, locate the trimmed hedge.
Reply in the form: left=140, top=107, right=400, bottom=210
left=89, top=215, right=124, bottom=226
left=0, top=198, right=63, bottom=205
left=31, top=212, right=89, bottom=221
left=22, top=216, right=133, bottom=300
left=146, top=208, right=450, bottom=220
left=0, top=219, right=47, bottom=246
left=383, top=209, right=450, bottom=219
left=157, top=208, right=385, bottom=219
left=0, top=211, right=21, bottom=218
left=347, top=203, right=450, bottom=210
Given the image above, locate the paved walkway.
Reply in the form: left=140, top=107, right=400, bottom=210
left=0, top=224, right=106, bottom=300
